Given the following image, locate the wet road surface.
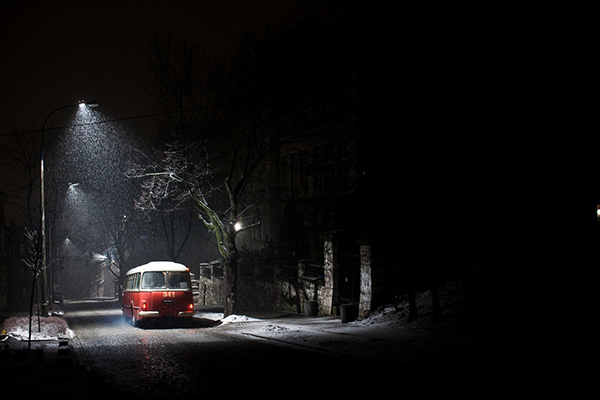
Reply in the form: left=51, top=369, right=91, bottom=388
left=66, top=303, right=575, bottom=397
left=66, top=306, right=395, bottom=397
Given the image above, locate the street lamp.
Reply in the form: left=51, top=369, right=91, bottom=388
left=79, top=100, right=99, bottom=108
left=40, top=100, right=98, bottom=314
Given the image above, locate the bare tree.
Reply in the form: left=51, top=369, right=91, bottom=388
left=144, top=35, right=221, bottom=141
left=127, top=139, right=262, bottom=316
left=133, top=29, right=356, bottom=315
left=21, top=228, right=45, bottom=350
left=159, top=209, right=194, bottom=262
left=135, top=35, right=272, bottom=316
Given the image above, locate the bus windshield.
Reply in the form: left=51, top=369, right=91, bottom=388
left=141, top=271, right=191, bottom=290
left=141, top=272, right=166, bottom=289
left=168, top=272, right=191, bottom=289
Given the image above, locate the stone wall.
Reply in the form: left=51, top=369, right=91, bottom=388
left=196, top=261, right=224, bottom=306
left=196, top=237, right=375, bottom=319
left=196, top=259, right=302, bottom=313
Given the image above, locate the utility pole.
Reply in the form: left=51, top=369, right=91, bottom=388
left=39, top=101, right=99, bottom=315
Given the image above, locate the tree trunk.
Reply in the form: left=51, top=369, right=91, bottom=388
left=223, top=256, right=238, bottom=317
left=223, top=233, right=238, bottom=317
left=28, top=274, right=36, bottom=351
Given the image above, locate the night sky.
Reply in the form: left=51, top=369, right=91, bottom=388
left=0, top=0, right=304, bottom=222
left=1, top=0, right=304, bottom=128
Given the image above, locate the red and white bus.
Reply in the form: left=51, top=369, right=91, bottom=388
left=122, top=261, right=194, bottom=326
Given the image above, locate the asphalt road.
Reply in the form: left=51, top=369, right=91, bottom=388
left=65, top=306, right=399, bottom=398
left=63, top=302, right=582, bottom=398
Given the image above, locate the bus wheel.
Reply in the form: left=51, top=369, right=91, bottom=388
left=131, top=305, right=138, bottom=327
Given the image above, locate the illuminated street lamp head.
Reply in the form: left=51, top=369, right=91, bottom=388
left=78, top=100, right=99, bottom=108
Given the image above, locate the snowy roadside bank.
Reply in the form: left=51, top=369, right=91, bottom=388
left=189, top=272, right=501, bottom=366
left=1, top=315, right=74, bottom=341
left=193, top=272, right=478, bottom=337
left=192, top=305, right=500, bottom=372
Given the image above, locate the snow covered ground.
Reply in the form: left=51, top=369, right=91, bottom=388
left=198, top=273, right=472, bottom=335
left=2, top=315, right=74, bottom=341
left=191, top=276, right=484, bottom=364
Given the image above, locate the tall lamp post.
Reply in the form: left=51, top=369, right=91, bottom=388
left=40, top=100, right=98, bottom=314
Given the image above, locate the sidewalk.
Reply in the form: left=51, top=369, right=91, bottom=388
left=0, top=316, right=113, bottom=399
left=0, top=298, right=127, bottom=399
left=197, top=309, right=582, bottom=395
left=195, top=307, right=502, bottom=367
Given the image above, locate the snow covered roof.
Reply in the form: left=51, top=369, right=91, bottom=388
left=125, top=261, right=189, bottom=275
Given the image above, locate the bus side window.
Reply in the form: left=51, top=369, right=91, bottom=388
left=126, top=273, right=141, bottom=290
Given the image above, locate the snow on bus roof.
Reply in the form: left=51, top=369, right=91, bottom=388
left=125, top=261, right=189, bottom=275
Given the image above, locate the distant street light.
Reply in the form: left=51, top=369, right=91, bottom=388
left=40, top=101, right=98, bottom=314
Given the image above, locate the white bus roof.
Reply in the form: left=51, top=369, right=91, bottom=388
left=125, top=261, right=189, bottom=276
